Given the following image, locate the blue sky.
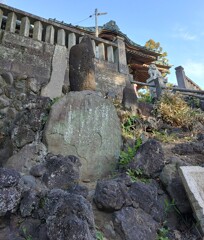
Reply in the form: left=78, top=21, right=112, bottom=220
left=3, top=0, right=204, bottom=88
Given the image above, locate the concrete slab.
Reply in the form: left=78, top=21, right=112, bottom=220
left=179, top=166, right=204, bottom=235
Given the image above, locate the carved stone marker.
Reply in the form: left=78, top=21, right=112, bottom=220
left=44, top=91, right=122, bottom=181
left=69, top=36, right=96, bottom=91
left=179, top=166, right=204, bottom=235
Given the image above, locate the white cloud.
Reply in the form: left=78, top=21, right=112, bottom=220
left=172, top=26, right=197, bottom=41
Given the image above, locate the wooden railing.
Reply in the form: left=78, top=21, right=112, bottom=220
left=0, top=3, right=118, bottom=64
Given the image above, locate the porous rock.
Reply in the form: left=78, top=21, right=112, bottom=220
left=44, top=189, right=96, bottom=240
left=0, top=168, right=23, bottom=216
left=94, top=179, right=131, bottom=211
left=130, top=139, right=165, bottom=177
left=129, top=180, right=166, bottom=222
left=42, top=154, right=81, bottom=190
left=113, top=207, right=158, bottom=240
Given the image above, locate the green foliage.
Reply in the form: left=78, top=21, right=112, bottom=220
left=126, top=168, right=149, bottom=183
left=122, top=115, right=140, bottom=132
left=145, top=39, right=170, bottom=76
left=51, top=96, right=61, bottom=105
left=157, top=226, right=169, bottom=240
left=138, top=88, right=153, bottom=103
left=96, top=230, right=104, bottom=240
left=145, top=39, right=169, bottom=64
left=22, top=227, right=32, bottom=240
left=187, top=96, right=200, bottom=109
left=119, top=138, right=142, bottom=165
left=164, top=199, right=177, bottom=215
left=121, top=113, right=143, bottom=139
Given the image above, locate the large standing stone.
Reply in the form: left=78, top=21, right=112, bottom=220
left=41, top=45, right=68, bottom=99
left=69, top=36, right=96, bottom=91
left=44, top=91, right=122, bottom=180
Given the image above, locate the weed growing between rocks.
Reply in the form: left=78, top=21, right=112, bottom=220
left=121, top=113, right=143, bottom=139
left=96, top=230, right=104, bottom=240
left=126, top=168, right=150, bottom=183
left=157, top=226, right=169, bottom=240
left=119, top=138, right=142, bottom=165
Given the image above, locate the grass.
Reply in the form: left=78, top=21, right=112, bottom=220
left=156, top=92, right=204, bottom=129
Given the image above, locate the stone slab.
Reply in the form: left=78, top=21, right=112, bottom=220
left=41, top=45, right=68, bottom=99
left=179, top=166, right=204, bottom=235
left=44, top=91, right=122, bottom=181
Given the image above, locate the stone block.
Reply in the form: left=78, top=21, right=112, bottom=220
left=41, top=45, right=68, bottom=99
left=179, top=166, right=204, bottom=235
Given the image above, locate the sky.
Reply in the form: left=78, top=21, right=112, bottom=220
left=2, top=0, right=204, bottom=89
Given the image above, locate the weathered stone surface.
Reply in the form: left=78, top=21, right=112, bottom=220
left=160, top=163, right=191, bottom=213
left=113, top=207, right=158, bottom=240
left=130, top=139, right=165, bottom=177
left=171, top=140, right=204, bottom=167
left=0, top=136, right=13, bottom=166
left=69, top=36, right=96, bottom=91
left=94, top=179, right=131, bottom=211
left=0, top=96, right=10, bottom=109
left=20, top=191, right=40, bottom=217
left=11, top=95, right=51, bottom=150
left=122, top=80, right=138, bottom=114
left=129, top=180, right=166, bottom=222
left=11, top=126, right=35, bottom=148
left=42, top=154, right=81, bottom=190
left=41, top=45, right=68, bottom=99
left=179, top=166, right=204, bottom=235
left=172, top=141, right=204, bottom=155
left=1, top=72, right=14, bottom=85
left=44, top=91, right=122, bottom=180
left=0, top=168, right=23, bottom=216
left=28, top=77, right=41, bottom=94
left=30, top=164, right=46, bottom=177
left=5, top=142, right=47, bottom=175
left=95, top=59, right=127, bottom=101
left=44, top=189, right=96, bottom=240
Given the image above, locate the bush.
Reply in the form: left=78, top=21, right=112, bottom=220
left=156, top=92, right=204, bottom=128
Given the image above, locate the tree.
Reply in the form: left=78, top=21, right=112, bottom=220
left=145, top=39, right=170, bottom=76
left=145, top=39, right=169, bottom=65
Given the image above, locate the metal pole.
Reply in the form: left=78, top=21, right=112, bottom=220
left=95, top=8, right=98, bottom=37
